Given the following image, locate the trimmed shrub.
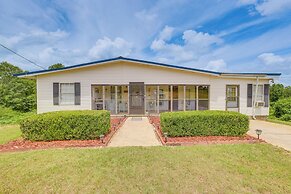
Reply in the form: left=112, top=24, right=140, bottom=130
left=273, top=98, right=291, bottom=118
left=160, top=111, right=249, bottom=137
left=20, top=110, right=110, bottom=141
left=280, top=114, right=291, bottom=121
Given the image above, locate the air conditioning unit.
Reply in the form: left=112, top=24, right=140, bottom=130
left=255, top=101, right=265, bottom=107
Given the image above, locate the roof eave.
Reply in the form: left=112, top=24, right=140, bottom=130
left=14, top=57, right=222, bottom=77
left=13, top=56, right=282, bottom=79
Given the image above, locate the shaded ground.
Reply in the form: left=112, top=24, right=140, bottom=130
left=249, top=120, right=291, bottom=151
left=0, top=144, right=290, bottom=193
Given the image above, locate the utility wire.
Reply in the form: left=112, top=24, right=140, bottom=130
left=0, top=43, right=45, bottom=70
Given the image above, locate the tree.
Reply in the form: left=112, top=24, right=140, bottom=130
left=0, top=61, right=36, bottom=112
left=48, top=63, right=64, bottom=70
left=270, top=83, right=285, bottom=102
left=284, top=86, right=291, bottom=98
left=0, top=61, right=23, bottom=84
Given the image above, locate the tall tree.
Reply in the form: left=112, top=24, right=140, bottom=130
left=0, top=61, right=23, bottom=84
left=48, top=63, right=64, bottom=70
left=0, top=61, right=36, bottom=112
left=270, top=83, right=285, bottom=102
left=284, top=86, right=291, bottom=98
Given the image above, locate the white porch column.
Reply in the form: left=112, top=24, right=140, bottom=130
left=115, top=86, right=118, bottom=115
left=157, top=85, right=160, bottom=114
left=127, top=85, right=130, bottom=114
left=102, top=86, right=105, bottom=110
left=170, top=85, right=173, bottom=112
left=196, top=85, right=199, bottom=110
left=252, top=76, right=259, bottom=119
left=144, top=85, right=146, bottom=115
left=183, top=85, right=186, bottom=111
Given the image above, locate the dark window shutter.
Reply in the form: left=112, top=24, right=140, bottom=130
left=247, top=84, right=252, bottom=107
left=264, top=84, right=270, bottom=107
left=53, top=83, right=59, bottom=105
left=75, top=82, right=81, bottom=105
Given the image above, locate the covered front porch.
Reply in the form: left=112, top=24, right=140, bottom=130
left=91, top=82, right=210, bottom=115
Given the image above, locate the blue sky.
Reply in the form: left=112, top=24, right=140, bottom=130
left=1, top=0, right=291, bottom=84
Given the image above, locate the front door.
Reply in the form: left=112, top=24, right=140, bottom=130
left=129, top=82, right=145, bottom=114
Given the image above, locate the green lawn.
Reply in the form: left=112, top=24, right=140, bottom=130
left=0, top=125, right=21, bottom=144
left=0, top=144, right=290, bottom=193
left=267, top=117, right=291, bottom=126
left=0, top=106, right=35, bottom=125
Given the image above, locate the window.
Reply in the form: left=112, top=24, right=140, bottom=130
left=226, top=85, right=239, bottom=108
left=105, top=86, right=116, bottom=114
left=146, top=85, right=158, bottom=113
left=172, top=85, right=184, bottom=111
left=159, top=85, right=171, bottom=112
left=185, top=86, right=196, bottom=110
left=198, top=86, right=209, bottom=110
left=93, top=86, right=103, bottom=110
left=253, top=85, right=264, bottom=102
left=117, top=85, right=128, bottom=114
left=60, top=83, right=75, bottom=105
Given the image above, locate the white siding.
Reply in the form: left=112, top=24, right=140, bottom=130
left=36, top=61, right=270, bottom=115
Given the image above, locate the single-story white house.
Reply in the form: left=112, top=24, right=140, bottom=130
left=16, top=56, right=280, bottom=118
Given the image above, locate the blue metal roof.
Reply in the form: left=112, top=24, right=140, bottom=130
left=14, top=56, right=281, bottom=77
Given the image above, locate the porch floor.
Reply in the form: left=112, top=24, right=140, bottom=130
left=108, top=117, right=162, bottom=147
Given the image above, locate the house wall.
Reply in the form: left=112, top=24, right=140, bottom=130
left=36, top=61, right=270, bottom=115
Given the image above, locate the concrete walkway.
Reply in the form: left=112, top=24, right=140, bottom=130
left=248, top=120, right=291, bottom=151
left=108, top=117, right=162, bottom=147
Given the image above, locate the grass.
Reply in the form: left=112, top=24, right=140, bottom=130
left=267, top=116, right=291, bottom=126
left=0, top=144, right=290, bottom=193
left=0, top=106, right=35, bottom=125
left=0, top=125, right=21, bottom=144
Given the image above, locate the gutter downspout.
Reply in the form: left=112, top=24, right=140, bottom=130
left=252, top=76, right=259, bottom=120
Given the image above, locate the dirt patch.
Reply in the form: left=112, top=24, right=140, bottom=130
left=0, top=117, right=127, bottom=152
left=148, top=116, right=261, bottom=146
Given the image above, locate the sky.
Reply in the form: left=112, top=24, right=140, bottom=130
left=1, top=0, right=291, bottom=84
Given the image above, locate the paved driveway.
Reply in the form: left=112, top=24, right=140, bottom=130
left=248, top=120, right=291, bottom=151
left=108, top=117, right=162, bottom=147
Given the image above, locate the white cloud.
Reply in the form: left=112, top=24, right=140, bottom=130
left=256, top=0, right=291, bottom=16
left=159, top=25, right=174, bottom=41
left=0, top=29, right=69, bottom=48
left=88, top=37, right=132, bottom=59
left=258, top=53, right=285, bottom=65
left=183, top=30, right=222, bottom=50
left=256, top=53, right=291, bottom=83
left=135, top=10, right=157, bottom=22
left=206, top=59, right=227, bottom=71
left=150, top=26, right=222, bottom=63
left=150, top=26, right=175, bottom=51
left=237, top=0, right=257, bottom=5
left=238, top=0, right=291, bottom=16
left=211, top=24, right=291, bottom=72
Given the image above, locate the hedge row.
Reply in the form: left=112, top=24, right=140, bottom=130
left=160, top=111, right=249, bottom=137
left=20, top=110, right=110, bottom=141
